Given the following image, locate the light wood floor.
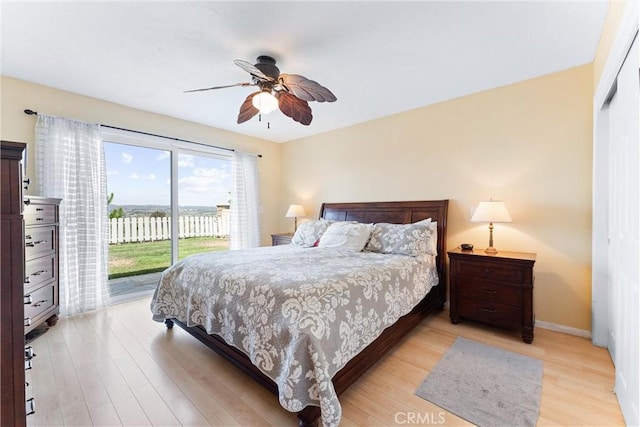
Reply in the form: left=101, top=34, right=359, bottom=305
left=26, top=297, right=624, bottom=426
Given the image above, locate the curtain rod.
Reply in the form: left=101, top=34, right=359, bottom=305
left=23, top=109, right=262, bottom=158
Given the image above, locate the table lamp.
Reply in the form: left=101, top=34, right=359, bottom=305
left=285, top=204, right=306, bottom=232
left=471, top=200, right=511, bottom=254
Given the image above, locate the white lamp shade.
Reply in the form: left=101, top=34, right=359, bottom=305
left=252, top=91, right=279, bottom=114
left=285, top=204, right=306, bottom=218
left=471, top=201, right=512, bottom=223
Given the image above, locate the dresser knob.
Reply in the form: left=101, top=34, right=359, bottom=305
left=24, top=295, right=33, bottom=305
left=24, top=317, right=31, bottom=327
left=24, top=198, right=31, bottom=206
left=25, top=346, right=36, bottom=360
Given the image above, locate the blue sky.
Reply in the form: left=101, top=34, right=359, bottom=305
left=104, top=142, right=231, bottom=207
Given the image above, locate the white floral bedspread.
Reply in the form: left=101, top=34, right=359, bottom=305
left=150, top=244, right=438, bottom=427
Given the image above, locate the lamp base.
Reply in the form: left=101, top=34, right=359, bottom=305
left=484, top=246, right=498, bottom=254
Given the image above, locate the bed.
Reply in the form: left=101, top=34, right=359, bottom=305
left=150, top=200, right=448, bottom=427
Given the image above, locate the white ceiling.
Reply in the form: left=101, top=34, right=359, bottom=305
left=1, top=1, right=608, bottom=143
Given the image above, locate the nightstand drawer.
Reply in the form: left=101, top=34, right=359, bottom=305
left=456, top=279, right=522, bottom=306
left=271, top=233, right=293, bottom=246
left=456, top=296, right=521, bottom=328
left=455, top=259, right=524, bottom=283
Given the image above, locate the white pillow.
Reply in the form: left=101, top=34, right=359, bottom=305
left=291, top=219, right=333, bottom=247
left=318, top=221, right=373, bottom=252
left=426, top=220, right=438, bottom=256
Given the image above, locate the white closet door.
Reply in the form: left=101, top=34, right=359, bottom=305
left=608, top=35, right=639, bottom=426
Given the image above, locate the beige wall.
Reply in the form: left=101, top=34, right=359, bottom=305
left=0, top=76, right=282, bottom=246
left=281, top=64, right=594, bottom=331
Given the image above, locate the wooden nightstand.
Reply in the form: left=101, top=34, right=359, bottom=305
left=448, top=247, right=537, bottom=343
left=271, top=233, right=293, bottom=246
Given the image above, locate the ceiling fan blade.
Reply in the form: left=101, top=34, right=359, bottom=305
left=234, top=59, right=275, bottom=82
left=183, top=82, right=254, bottom=93
left=279, top=74, right=337, bottom=103
left=237, top=92, right=260, bottom=124
left=277, top=92, right=312, bottom=125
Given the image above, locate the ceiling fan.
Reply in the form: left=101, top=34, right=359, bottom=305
left=185, top=55, right=336, bottom=126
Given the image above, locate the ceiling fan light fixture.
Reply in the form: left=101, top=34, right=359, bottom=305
left=252, top=90, right=279, bottom=114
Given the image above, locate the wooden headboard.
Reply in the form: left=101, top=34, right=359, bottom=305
left=319, top=200, right=449, bottom=293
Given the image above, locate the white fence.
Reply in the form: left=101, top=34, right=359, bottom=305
left=109, top=213, right=230, bottom=244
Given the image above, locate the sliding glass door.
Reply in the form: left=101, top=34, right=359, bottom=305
left=103, top=131, right=231, bottom=300
left=177, top=152, right=231, bottom=260
left=104, top=143, right=172, bottom=291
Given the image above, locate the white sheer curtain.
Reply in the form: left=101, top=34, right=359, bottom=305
left=230, top=151, right=261, bottom=249
left=36, top=114, right=110, bottom=315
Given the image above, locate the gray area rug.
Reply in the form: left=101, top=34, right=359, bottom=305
left=415, top=337, right=543, bottom=427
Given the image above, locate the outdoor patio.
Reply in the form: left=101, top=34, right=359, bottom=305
left=108, top=271, right=163, bottom=303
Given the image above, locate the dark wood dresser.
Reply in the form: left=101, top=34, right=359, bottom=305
left=271, top=232, right=293, bottom=246
left=1, top=141, right=28, bottom=427
left=24, top=196, right=61, bottom=334
left=448, top=247, right=537, bottom=343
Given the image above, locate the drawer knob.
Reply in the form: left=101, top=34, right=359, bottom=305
left=480, top=288, right=497, bottom=294
left=24, top=317, right=31, bottom=327
left=24, top=198, right=31, bottom=206
left=481, top=307, right=496, bottom=313
left=23, top=178, right=31, bottom=189
left=26, top=240, right=47, bottom=247
left=32, top=299, right=48, bottom=308
left=25, top=359, right=33, bottom=371
left=31, top=269, right=47, bottom=276
left=24, top=277, right=31, bottom=284
left=24, top=295, right=33, bottom=305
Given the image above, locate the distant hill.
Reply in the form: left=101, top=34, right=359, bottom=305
left=108, top=205, right=222, bottom=217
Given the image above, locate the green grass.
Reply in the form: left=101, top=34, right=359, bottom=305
left=108, top=236, right=229, bottom=279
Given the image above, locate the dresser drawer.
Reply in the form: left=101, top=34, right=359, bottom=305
left=456, top=296, right=522, bottom=329
left=24, top=283, right=56, bottom=324
left=24, top=254, right=56, bottom=291
left=25, top=226, right=56, bottom=260
left=454, top=259, right=525, bottom=283
left=456, top=278, right=522, bottom=306
left=23, top=199, right=57, bottom=225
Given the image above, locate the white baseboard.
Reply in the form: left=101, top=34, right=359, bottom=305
left=535, top=320, right=591, bottom=339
